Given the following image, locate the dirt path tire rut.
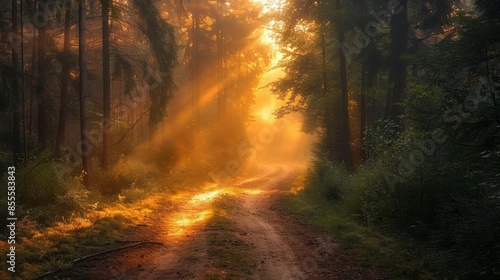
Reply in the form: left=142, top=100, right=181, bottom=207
left=66, top=165, right=386, bottom=280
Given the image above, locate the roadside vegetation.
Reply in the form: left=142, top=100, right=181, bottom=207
left=284, top=141, right=499, bottom=279
left=274, top=1, right=500, bottom=279
left=0, top=146, right=210, bottom=279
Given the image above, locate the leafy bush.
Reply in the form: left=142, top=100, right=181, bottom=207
left=364, top=119, right=402, bottom=160
left=96, top=155, right=161, bottom=195
left=342, top=164, right=396, bottom=227
left=304, top=157, right=348, bottom=201
left=16, top=151, right=65, bottom=206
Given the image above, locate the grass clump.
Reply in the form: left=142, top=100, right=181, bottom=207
left=204, top=196, right=255, bottom=279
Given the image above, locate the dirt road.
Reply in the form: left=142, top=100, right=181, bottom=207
left=65, top=165, right=386, bottom=279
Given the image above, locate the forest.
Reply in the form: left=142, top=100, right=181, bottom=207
left=0, top=0, right=499, bottom=279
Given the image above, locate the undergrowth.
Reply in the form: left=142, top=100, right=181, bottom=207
left=0, top=148, right=207, bottom=279
left=283, top=151, right=500, bottom=279
left=281, top=187, right=431, bottom=280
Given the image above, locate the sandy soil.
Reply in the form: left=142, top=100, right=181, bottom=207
left=62, top=165, right=386, bottom=280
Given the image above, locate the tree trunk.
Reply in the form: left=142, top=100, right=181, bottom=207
left=21, top=0, right=28, bottom=164
left=216, top=0, right=223, bottom=121
left=192, top=0, right=200, bottom=126
left=29, top=1, right=37, bottom=138
left=321, top=26, right=336, bottom=162
left=336, top=0, right=353, bottom=170
left=79, top=0, right=93, bottom=189
left=359, top=44, right=371, bottom=162
left=55, top=8, right=72, bottom=158
left=385, top=0, right=408, bottom=125
left=102, top=0, right=111, bottom=169
left=12, top=0, right=21, bottom=165
left=359, top=73, right=367, bottom=162
left=36, top=2, right=47, bottom=150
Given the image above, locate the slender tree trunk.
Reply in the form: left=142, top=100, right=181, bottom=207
left=385, top=0, right=408, bottom=125
left=359, top=44, right=372, bottom=162
left=12, top=0, right=21, bottom=165
left=55, top=8, right=72, bottom=158
left=336, top=0, right=353, bottom=170
left=321, top=26, right=335, bottom=161
left=29, top=1, right=37, bottom=138
left=359, top=73, right=367, bottom=161
left=79, top=0, right=93, bottom=189
left=21, top=0, right=27, bottom=164
left=216, top=0, right=223, bottom=121
left=192, top=0, right=200, bottom=126
left=102, top=0, right=111, bottom=169
left=321, top=29, right=328, bottom=96
left=36, top=2, right=47, bottom=150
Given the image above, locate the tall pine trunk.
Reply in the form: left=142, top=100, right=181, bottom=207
left=192, top=0, right=200, bottom=126
left=79, top=0, right=93, bottom=188
left=102, top=0, right=111, bottom=169
left=187, top=0, right=200, bottom=127
left=55, top=8, right=72, bottom=158
left=385, top=0, right=408, bottom=125
left=336, top=0, right=353, bottom=170
left=216, top=0, right=223, bottom=121
left=359, top=42, right=374, bottom=162
left=12, top=0, right=21, bottom=165
left=320, top=27, right=336, bottom=162
left=20, top=0, right=28, bottom=164
left=36, top=2, right=47, bottom=150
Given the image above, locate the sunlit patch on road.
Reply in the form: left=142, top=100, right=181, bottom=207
left=159, top=174, right=286, bottom=241
left=289, top=185, right=304, bottom=194
left=167, top=209, right=214, bottom=237
left=242, top=189, right=265, bottom=195
left=190, top=189, right=223, bottom=204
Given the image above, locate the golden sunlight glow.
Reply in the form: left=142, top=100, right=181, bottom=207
left=257, top=104, right=276, bottom=123
left=243, top=189, right=265, bottom=195
left=252, top=0, right=284, bottom=14
left=172, top=210, right=212, bottom=229
left=162, top=183, right=274, bottom=239
left=189, top=189, right=223, bottom=204
left=289, top=185, right=304, bottom=194
left=252, top=0, right=285, bottom=54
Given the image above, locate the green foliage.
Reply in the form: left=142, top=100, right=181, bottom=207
left=281, top=191, right=431, bottom=279
left=16, top=151, right=65, bottom=206
left=130, top=0, right=177, bottom=128
left=304, top=157, right=348, bottom=201
left=96, top=155, right=162, bottom=195
left=364, top=119, right=402, bottom=160
left=119, top=186, right=149, bottom=203
left=342, top=164, right=395, bottom=226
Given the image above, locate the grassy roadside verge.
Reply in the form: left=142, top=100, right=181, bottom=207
left=0, top=143, right=232, bottom=279
left=0, top=191, right=165, bottom=279
left=279, top=190, right=434, bottom=280
left=203, top=195, right=256, bottom=280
